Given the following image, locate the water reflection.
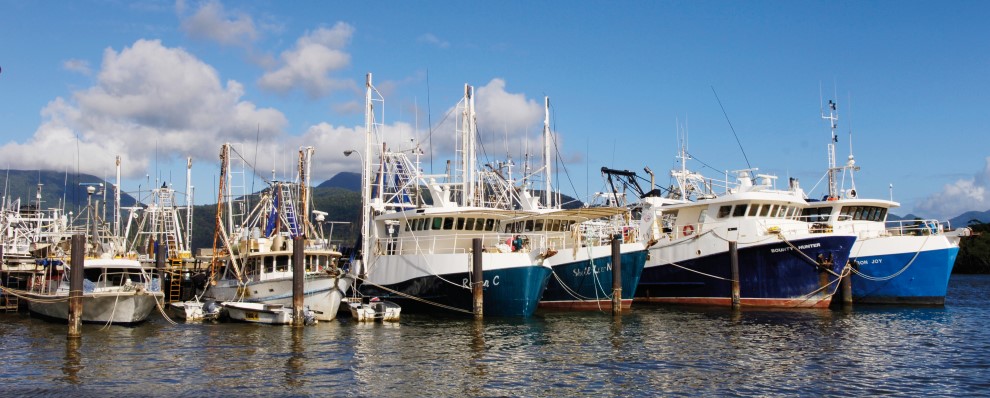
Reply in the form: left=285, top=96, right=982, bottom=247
left=61, top=337, right=82, bottom=385
left=0, top=276, right=989, bottom=395
left=283, top=326, right=304, bottom=388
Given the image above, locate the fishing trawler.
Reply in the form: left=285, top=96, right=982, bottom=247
left=22, top=184, right=164, bottom=324
left=353, top=75, right=554, bottom=317
left=203, top=145, right=351, bottom=321
left=484, top=97, right=647, bottom=311
left=1, top=183, right=71, bottom=310
left=801, top=99, right=968, bottom=305
left=625, top=137, right=856, bottom=308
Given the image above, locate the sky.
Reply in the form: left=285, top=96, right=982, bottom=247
left=0, top=0, right=988, bottom=221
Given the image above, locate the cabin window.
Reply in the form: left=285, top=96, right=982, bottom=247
left=776, top=206, right=786, bottom=218
left=875, top=208, right=887, bottom=222
left=759, top=204, right=771, bottom=217
left=748, top=204, right=760, bottom=217
left=534, top=219, right=545, bottom=231
left=552, top=220, right=562, bottom=231
left=276, top=255, right=289, bottom=272
left=405, top=221, right=411, bottom=231
left=717, top=205, right=732, bottom=218
left=264, top=256, right=275, bottom=273
left=853, top=207, right=864, bottom=220
left=457, top=218, right=466, bottom=230
left=768, top=205, right=779, bottom=218
left=465, top=218, right=475, bottom=231
left=477, top=219, right=487, bottom=231
left=443, top=217, right=454, bottom=230
left=732, top=205, right=747, bottom=217
left=432, top=218, right=443, bottom=230
left=485, top=219, right=496, bottom=231
left=525, top=220, right=534, bottom=232
left=698, top=209, right=709, bottom=223
left=864, top=208, right=876, bottom=221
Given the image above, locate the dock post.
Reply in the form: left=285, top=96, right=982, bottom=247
left=155, top=240, right=166, bottom=301
left=611, top=234, right=622, bottom=315
left=472, top=238, right=483, bottom=319
left=292, top=237, right=305, bottom=326
left=841, top=261, right=853, bottom=308
left=68, top=234, right=85, bottom=338
left=729, top=241, right=740, bottom=309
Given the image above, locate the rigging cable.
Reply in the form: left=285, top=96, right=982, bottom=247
left=711, top=86, right=753, bottom=174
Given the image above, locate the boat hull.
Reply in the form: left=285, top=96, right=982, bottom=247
left=539, top=245, right=647, bottom=310
left=206, top=274, right=351, bottom=321
left=361, top=253, right=551, bottom=317
left=635, top=235, right=855, bottom=308
left=348, top=300, right=401, bottom=322
left=223, top=302, right=293, bottom=324
left=850, top=235, right=959, bottom=305
left=27, top=291, right=163, bottom=325
left=168, top=300, right=220, bottom=321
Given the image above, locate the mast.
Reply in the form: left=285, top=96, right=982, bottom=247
left=543, top=96, right=553, bottom=208
left=114, top=155, right=121, bottom=238
left=185, top=156, right=193, bottom=251
left=299, top=146, right=313, bottom=237
left=360, top=73, right=374, bottom=278
left=459, top=84, right=477, bottom=207
left=210, top=144, right=230, bottom=276
left=822, top=99, right=839, bottom=199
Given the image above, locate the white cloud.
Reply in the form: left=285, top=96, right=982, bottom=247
left=915, top=156, right=990, bottom=219
left=414, top=78, right=549, bottom=166
left=257, top=23, right=354, bottom=98
left=178, top=0, right=258, bottom=47
left=418, top=33, right=449, bottom=49
left=62, top=59, right=91, bottom=75
left=0, top=39, right=286, bottom=179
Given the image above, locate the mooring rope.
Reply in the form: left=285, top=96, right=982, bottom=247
left=353, top=275, right=473, bottom=315
left=661, top=260, right=737, bottom=282
left=848, top=234, right=931, bottom=282
left=776, top=234, right=843, bottom=278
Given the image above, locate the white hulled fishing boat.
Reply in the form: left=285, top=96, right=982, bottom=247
left=204, top=145, right=351, bottom=321
left=22, top=185, right=164, bottom=324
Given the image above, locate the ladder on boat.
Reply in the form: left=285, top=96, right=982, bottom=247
left=156, top=188, right=182, bottom=258
left=168, top=258, right=184, bottom=303
left=2, top=295, right=17, bottom=312
left=278, top=183, right=302, bottom=238
left=2, top=273, right=19, bottom=312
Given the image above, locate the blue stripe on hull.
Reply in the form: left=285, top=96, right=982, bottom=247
left=635, top=236, right=855, bottom=307
left=359, top=265, right=551, bottom=317
left=541, top=250, right=647, bottom=303
left=851, top=247, right=959, bottom=305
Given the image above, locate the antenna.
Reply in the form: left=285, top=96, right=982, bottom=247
left=711, top=86, right=753, bottom=175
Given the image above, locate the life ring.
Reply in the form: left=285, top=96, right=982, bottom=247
left=682, top=225, right=695, bottom=236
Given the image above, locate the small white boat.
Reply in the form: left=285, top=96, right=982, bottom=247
left=24, top=257, right=164, bottom=325
left=168, top=299, right=220, bottom=321
left=347, top=297, right=401, bottom=322
left=223, top=302, right=315, bottom=325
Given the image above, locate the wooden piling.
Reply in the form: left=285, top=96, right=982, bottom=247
left=841, top=262, right=853, bottom=307
left=68, top=235, right=85, bottom=338
left=292, top=237, right=305, bottom=326
left=472, top=238, right=483, bottom=319
left=154, top=240, right=166, bottom=301
left=611, top=234, right=622, bottom=315
left=729, top=241, right=740, bottom=310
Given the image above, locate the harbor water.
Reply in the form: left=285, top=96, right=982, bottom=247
left=2, top=275, right=989, bottom=396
